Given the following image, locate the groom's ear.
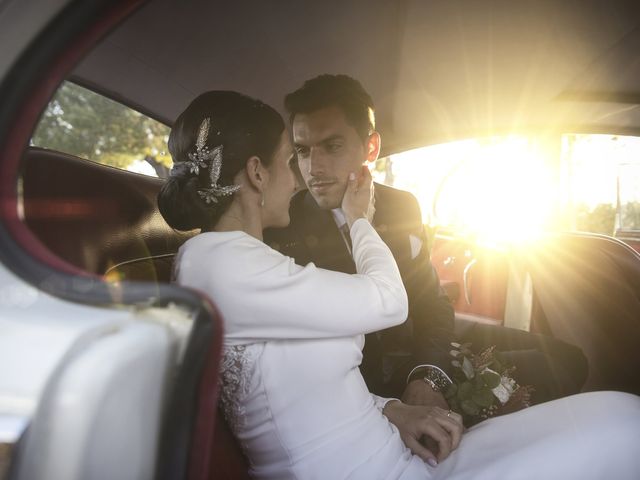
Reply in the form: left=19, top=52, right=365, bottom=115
left=245, top=156, right=268, bottom=191
left=365, top=131, right=381, bottom=164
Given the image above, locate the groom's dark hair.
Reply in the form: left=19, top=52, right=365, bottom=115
left=284, top=74, right=375, bottom=142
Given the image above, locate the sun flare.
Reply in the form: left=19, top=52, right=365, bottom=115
left=375, top=136, right=556, bottom=247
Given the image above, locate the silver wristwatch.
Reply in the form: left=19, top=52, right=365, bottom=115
left=408, top=365, right=453, bottom=392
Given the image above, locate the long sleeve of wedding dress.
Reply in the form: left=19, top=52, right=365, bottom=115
left=176, top=218, right=408, bottom=342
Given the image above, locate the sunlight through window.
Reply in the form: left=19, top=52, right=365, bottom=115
left=373, top=134, right=640, bottom=246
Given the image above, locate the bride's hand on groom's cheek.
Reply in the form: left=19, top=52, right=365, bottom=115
left=342, top=166, right=375, bottom=226
left=383, top=401, right=463, bottom=467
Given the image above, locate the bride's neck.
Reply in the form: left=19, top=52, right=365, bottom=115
left=210, top=199, right=263, bottom=241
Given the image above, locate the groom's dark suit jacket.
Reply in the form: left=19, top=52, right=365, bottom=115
left=264, top=183, right=455, bottom=397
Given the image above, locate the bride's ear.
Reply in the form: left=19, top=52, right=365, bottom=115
left=244, top=156, right=268, bottom=192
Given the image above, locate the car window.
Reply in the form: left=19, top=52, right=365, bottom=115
left=617, top=163, right=640, bottom=235
left=373, top=133, right=640, bottom=244
left=31, top=81, right=172, bottom=178
left=564, top=134, right=640, bottom=239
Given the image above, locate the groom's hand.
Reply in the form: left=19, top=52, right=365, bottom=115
left=401, top=380, right=449, bottom=410
left=382, top=401, right=463, bottom=466
left=400, top=381, right=458, bottom=461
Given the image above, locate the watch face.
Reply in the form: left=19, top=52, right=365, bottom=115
left=423, top=377, right=439, bottom=392
left=424, top=367, right=453, bottom=391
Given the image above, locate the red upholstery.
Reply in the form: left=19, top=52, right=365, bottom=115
left=21, top=147, right=194, bottom=275
left=431, top=234, right=509, bottom=323
left=209, top=410, right=251, bottom=480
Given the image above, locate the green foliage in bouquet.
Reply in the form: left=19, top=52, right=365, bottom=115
left=444, top=342, right=534, bottom=427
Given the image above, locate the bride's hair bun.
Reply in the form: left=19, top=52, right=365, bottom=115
left=158, top=91, right=284, bottom=231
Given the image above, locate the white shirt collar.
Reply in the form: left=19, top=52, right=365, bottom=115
left=331, top=208, right=348, bottom=228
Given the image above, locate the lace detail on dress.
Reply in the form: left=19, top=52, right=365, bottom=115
left=219, top=344, right=262, bottom=434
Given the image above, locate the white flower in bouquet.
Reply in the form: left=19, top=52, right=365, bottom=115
left=485, top=369, right=517, bottom=404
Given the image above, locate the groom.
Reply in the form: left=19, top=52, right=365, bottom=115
left=264, top=74, right=587, bottom=430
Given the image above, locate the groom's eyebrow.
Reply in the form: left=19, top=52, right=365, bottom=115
left=314, top=134, right=345, bottom=149
left=321, top=134, right=344, bottom=144
left=294, top=134, right=345, bottom=150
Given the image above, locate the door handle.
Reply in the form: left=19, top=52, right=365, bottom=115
left=463, top=258, right=477, bottom=305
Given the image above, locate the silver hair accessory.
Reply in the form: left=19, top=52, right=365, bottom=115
left=186, top=118, right=241, bottom=204
left=177, top=117, right=241, bottom=203
left=183, top=117, right=214, bottom=175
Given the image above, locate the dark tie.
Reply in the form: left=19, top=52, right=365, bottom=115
left=338, top=222, right=352, bottom=255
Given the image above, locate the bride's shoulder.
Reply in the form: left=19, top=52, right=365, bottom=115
left=178, top=231, right=256, bottom=264
left=180, top=231, right=286, bottom=270
left=182, top=231, right=258, bottom=252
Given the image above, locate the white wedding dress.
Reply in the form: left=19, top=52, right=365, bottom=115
left=176, top=219, right=640, bottom=480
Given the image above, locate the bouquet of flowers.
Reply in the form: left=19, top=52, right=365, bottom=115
left=443, top=342, right=534, bottom=427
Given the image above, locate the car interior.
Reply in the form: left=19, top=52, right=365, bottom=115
left=3, top=0, right=640, bottom=478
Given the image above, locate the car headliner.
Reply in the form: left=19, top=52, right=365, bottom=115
left=64, top=0, right=640, bottom=155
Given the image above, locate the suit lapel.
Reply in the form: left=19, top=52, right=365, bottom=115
left=298, top=192, right=356, bottom=274
left=371, top=184, right=390, bottom=241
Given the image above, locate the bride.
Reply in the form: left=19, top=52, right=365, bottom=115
left=159, top=90, right=640, bottom=479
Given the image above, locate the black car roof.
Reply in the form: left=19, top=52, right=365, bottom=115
left=71, top=0, right=640, bottom=155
